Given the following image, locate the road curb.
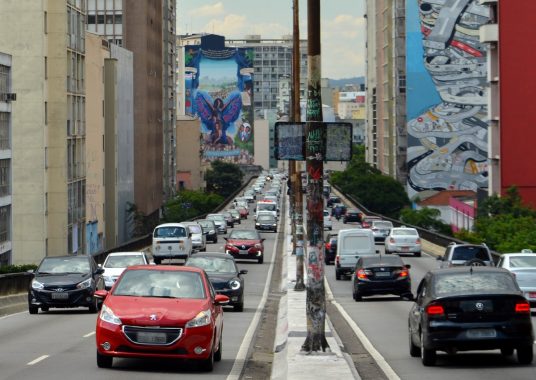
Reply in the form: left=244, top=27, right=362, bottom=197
left=0, top=293, right=27, bottom=316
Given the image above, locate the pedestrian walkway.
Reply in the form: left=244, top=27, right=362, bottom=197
left=271, top=216, right=359, bottom=379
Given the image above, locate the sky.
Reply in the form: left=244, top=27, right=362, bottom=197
left=177, top=0, right=366, bottom=79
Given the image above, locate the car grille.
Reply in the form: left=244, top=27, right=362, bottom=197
left=232, top=244, right=254, bottom=250
left=122, top=326, right=183, bottom=346
left=116, top=345, right=188, bottom=355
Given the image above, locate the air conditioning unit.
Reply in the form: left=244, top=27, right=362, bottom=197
left=5, top=93, right=16, bottom=101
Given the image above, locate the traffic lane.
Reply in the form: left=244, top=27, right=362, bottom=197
left=0, top=215, right=278, bottom=379
left=326, top=244, right=536, bottom=379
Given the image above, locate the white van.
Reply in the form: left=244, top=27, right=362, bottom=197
left=152, top=223, right=193, bottom=265
left=255, top=200, right=278, bottom=220
left=335, top=228, right=377, bottom=280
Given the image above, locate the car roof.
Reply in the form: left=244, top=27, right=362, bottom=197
left=106, top=251, right=145, bottom=257
left=126, top=265, right=204, bottom=273
left=430, top=266, right=510, bottom=276
left=42, top=255, right=91, bottom=260
left=154, top=222, right=187, bottom=228
left=188, top=252, right=235, bottom=260
left=501, top=253, right=536, bottom=257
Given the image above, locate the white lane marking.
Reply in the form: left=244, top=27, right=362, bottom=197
left=83, top=331, right=95, bottom=338
left=0, top=311, right=26, bottom=320
left=27, top=355, right=49, bottom=366
left=325, top=281, right=401, bottom=380
left=226, top=197, right=283, bottom=380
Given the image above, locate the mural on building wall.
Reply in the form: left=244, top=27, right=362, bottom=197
left=184, top=46, right=254, bottom=164
left=406, top=0, right=490, bottom=198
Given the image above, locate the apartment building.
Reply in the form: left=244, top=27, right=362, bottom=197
left=0, top=1, right=87, bottom=264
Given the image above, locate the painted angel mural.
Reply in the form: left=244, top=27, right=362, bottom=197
left=195, top=91, right=242, bottom=146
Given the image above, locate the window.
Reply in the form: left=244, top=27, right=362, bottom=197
left=0, top=159, right=9, bottom=197
left=0, top=205, right=9, bottom=243
left=87, top=14, right=95, bottom=24
left=0, top=113, right=9, bottom=150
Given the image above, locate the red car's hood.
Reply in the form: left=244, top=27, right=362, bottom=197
left=105, top=296, right=209, bottom=326
left=227, top=239, right=260, bottom=245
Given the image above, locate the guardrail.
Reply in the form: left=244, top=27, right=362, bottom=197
left=0, top=175, right=258, bottom=295
left=330, top=183, right=501, bottom=263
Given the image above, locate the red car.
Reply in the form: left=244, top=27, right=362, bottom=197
left=94, top=265, right=229, bottom=371
left=224, top=229, right=265, bottom=264
left=237, top=206, right=249, bottom=219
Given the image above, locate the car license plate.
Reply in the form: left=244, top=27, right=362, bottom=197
left=137, top=332, right=167, bottom=344
left=466, top=329, right=496, bottom=339
left=239, top=249, right=249, bottom=255
left=401, top=247, right=409, bottom=252
left=375, top=272, right=391, bottom=277
left=51, top=292, right=69, bottom=300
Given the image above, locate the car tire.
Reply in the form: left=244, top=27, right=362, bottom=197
left=385, top=249, right=391, bottom=254
left=213, top=238, right=218, bottom=244
left=415, top=251, right=421, bottom=257
left=41, top=306, right=49, bottom=312
left=214, top=333, right=223, bottom=362
left=29, top=305, right=38, bottom=315
left=335, top=270, right=341, bottom=281
left=199, top=348, right=214, bottom=372
left=96, top=350, right=113, bottom=368
left=409, top=327, right=420, bottom=357
left=501, top=347, right=514, bottom=356
left=517, top=346, right=533, bottom=364
left=154, top=257, right=161, bottom=265
left=352, top=290, right=362, bottom=301
left=420, top=330, right=436, bottom=366
left=234, top=303, right=244, bottom=312
left=89, top=298, right=99, bottom=313
left=258, top=256, right=264, bottom=264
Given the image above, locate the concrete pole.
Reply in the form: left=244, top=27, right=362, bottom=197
left=293, top=0, right=305, bottom=291
left=301, top=0, right=329, bottom=352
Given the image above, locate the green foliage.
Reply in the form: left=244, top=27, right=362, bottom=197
left=400, top=207, right=452, bottom=236
left=163, top=190, right=224, bottom=223
left=330, top=145, right=409, bottom=218
left=0, top=264, right=38, bottom=274
left=456, top=186, right=536, bottom=253
left=205, top=161, right=244, bottom=198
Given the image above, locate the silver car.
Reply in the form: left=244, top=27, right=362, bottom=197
left=323, top=210, right=333, bottom=231
left=371, top=220, right=393, bottom=243
left=497, top=251, right=536, bottom=307
left=206, top=213, right=228, bottom=234
left=385, top=227, right=421, bottom=257
left=182, top=222, right=206, bottom=252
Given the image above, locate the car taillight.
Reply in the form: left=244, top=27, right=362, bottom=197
left=325, top=242, right=331, bottom=250
left=515, top=301, right=530, bottom=314
left=335, top=256, right=340, bottom=266
left=397, top=269, right=409, bottom=278
left=416, top=238, right=421, bottom=244
left=356, top=269, right=368, bottom=279
left=389, top=238, right=395, bottom=244
left=426, top=304, right=445, bottom=316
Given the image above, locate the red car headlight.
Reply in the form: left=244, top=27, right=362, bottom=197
left=186, top=309, right=212, bottom=328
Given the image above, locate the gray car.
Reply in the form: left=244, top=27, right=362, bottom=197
left=182, top=222, right=206, bottom=252
left=437, top=243, right=494, bottom=268
left=197, top=219, right=218, bottom=243
left=497, top=251, right=536, bottom=307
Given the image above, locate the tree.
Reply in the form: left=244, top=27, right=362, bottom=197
left=205, top=161, right=244, bottom=198
left=400, top=207, right=452, bottom=236
left=330, top=145, right=410, bottom=218
left=163, top=190, right=223, bottom=223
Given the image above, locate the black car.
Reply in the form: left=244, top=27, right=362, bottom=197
left=343, top=208, right=362, bottom=224
left=197, top=219, right=218, bottom=243
left=327, top=195, right=341, bottom=208
left=185, top=252, right=247, bottom=312
left=324, top=233, right=337, bottom=265
left=352, top=255, right=412, bottom=301
left=28, top=255, right=105, bottom=314
left=255, top=214, right=278, bottom=232
left=408, top=267, right=534, bottom=366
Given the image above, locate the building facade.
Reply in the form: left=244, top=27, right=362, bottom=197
left=365, top=0, right=407, bottom=184
left=0, top=52, right=13, bottom=265
left=0, top=0, right=87, bottom=264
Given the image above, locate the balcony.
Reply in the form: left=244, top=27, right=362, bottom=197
left=480, top=23, right=498, bottom=43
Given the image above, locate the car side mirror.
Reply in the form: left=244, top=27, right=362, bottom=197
left=224, top=237, right=228, bottom=241
left=239, top=269, right=248, bottom=275
left=436, top=256, right=443, bottom=261
left=95, top=268, right=105, bottom=275
left=261, top=238, right=266, bottom=242
left=214, top=294, right=230, bottom=305
left=405, top=264, right=411, bottom=269
left=94, top=289, right=108, bottom=299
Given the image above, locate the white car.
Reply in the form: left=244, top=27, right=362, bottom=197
left=182, top=222, right=207, bottom=252
left=385, top=227, right=421, bottom=257
left=496, top=250, right=536, bottom=307
left=101, top=252, right=150, bottom=290
left=323, top=210, right=333, bottom=230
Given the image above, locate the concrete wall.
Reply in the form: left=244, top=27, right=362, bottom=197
left=254, top=119, right=269, bottom=170
left=176, top=117, right=202, bottom=190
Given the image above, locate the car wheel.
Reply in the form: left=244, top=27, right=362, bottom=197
left=89, top=297, right=99, bottom=313
left=154, top=257, right=161, bottom=265
left=324, top=257, right=330, bottom=265
left=258, top=256, right=264, bottom=264
left=29, top=305, right=39, bottom=315
left=213, top=238, right=218, bottom=244
left=41, top=306, right=49, bottom=312
left=517, top=346, right=533, bottom=364
left=501, top=347, right=514, bottom=356
left=234, top=302, right=244, bottom=312
left=214, top=332, right=223, bottom=362
left=274, top=229, right=278, bottom=233
left=96, top=350, right=113, bottom=368
left=199, top=348, right=214, bottom=372
left=420, top=330, right=436, bottom=366
left=415, top=251, right=421, bottom=257
left=352, top=289, right=362, bottom=302
left=335, top=270, right=341, bottom=281
left=385, top=249, right=391, bottom=254
left=409, top=326, right=420, bottom=357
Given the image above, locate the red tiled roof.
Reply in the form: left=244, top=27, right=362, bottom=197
left=418, top=190, right=476, bottom=206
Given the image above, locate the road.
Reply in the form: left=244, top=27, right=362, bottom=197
left=325, top=215, right=536, bottom=380
left=0, top=196, right=280, bottom=380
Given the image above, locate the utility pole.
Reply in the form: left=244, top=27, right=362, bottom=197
left=292, top=0, right=305, bottom=291
left=302, top=0, right=329, bottom=352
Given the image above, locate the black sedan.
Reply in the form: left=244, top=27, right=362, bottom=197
left=352, top=255, right=412, bottom=301
left=185, top=253, right=247, bottom=312
left=255, top=214, right=278, bottom=232
left=343, top=208, right=362, bottom=224
left=408, top=267, right=534, bottom=366
left=28, top=255, right=105, bottom=314
left=324, top=232, right=337, bottom=265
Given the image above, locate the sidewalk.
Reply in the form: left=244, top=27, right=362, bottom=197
left=271, top=219, right=359, bottom=380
